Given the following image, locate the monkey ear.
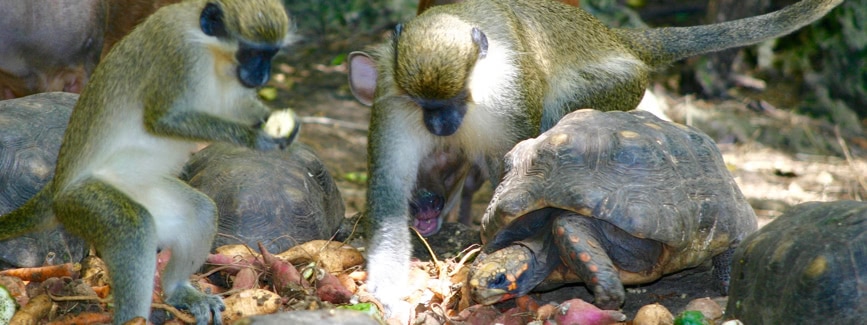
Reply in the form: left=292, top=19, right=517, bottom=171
left=471, top=27, right=488, bottom=60
left=348, top=51, right=377, bottom=106
left=200, top=3, right=227, bottom=38
left=395, top=24, right=404, bottom=38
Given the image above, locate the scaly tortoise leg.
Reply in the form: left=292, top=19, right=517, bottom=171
left=552, top=212, right=625, bottom=309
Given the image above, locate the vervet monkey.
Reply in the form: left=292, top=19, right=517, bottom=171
left=417, top=0, right=580, bottom=14
left=413, top=0, right=583, bottom=230
left=0, top=0, right=298, bottom=324
left=0, top=0, right=106, bottom=99
left=347, top=0, right=842, bottom=318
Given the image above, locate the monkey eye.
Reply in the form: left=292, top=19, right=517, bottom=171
left=200, top=2, right=227, bottom=38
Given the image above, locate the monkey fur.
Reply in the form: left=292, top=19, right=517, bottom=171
left=348, top=0, right=843, bottom=318
left=416, top=0, right=580, bottom=15
left=0, top=0, right=297, bottom=324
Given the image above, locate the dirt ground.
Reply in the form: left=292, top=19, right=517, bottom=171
left=266, top=30, right=867, bottom=321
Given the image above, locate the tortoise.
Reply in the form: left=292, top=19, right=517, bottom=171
left=181, top=142, right=345, bottom=253
left=726, top=200, right=867, bottom=323
left=468, top=109, right=757, bottom=309
left=0, top=92, right=88, bottom=268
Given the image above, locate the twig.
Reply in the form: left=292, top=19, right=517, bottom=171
left=300, top=116, right=368, bottom=131
left=450, top=245, right=482, bottom=277
left=152, top=303, right=198, bottom=324
left=46, top=292, right=106, bottom=303
left=330, top=212, right=364, bottom=245
left=46, top=292, right=199, bottom=324
left=410, top=227, right=440, bottom=266
left=834, top=126, right=867, bottom=196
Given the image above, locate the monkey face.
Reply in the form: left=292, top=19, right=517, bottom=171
left=393, top=17, right=488, bottom=137
left=414, top=93, right=468, bottom=136
left=199, top=0, right=294, bottom=88
left=236, top=42, right=280, bottom=88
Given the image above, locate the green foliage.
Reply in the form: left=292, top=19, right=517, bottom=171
left=330, top=53, right=348, bottom=66
left=283, top=0, right=417, bottom=38
left=581, top=0, right=648, bottom=28
left=777, top=0, right=867, bottom=118
left=343, top=171, right=368, bottom=184
left=338, top=302, right=383, bottom=322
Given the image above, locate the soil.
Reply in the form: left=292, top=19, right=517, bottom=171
left=267, top=30, right=866, bottom=321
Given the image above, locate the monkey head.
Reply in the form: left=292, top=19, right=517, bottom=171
left=393, top=15, right=488, bottom=137
left=200, top=0, right=296, bottom=88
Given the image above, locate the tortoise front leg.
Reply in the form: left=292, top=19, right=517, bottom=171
left=552, top=212, right=625, bottom=309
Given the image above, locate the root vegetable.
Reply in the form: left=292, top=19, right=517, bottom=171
left=683, top=298, right=722, bottom=322
left=222, top=288, right=281, bottom=323
left=277, top=240, right=364, bottom=273
left=316, top=271, right=353, bottom=304
left=258, top=242, right=303, bottom=292
left=0, top=263, right=75, bottom=282
left=232, top=268, right=260, bottom=291
left=542, top=299, right=626, bottom=325
left=633, top=303, right=674, bottom=325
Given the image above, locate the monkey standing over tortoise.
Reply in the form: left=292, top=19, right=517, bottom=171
left=347, top=0, right=843, bottom=319
left=0, top=0, right=299, bottom=324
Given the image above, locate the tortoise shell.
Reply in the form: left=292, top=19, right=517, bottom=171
left=726, top=200, right=867, bottom=323
left=475, top=109, right=757, bottom=304
left=181, top=142, right=345, bottom=253
left=0, top=92, right=87, bottom=268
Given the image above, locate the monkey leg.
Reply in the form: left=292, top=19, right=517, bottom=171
left=53, top=179, right=159, bottom=324
left=54, top=177, right=223, bottom=325
left=149, top=177, right=224, bottom=325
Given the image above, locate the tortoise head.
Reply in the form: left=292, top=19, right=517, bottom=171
left=468, top=244, right=540, bottom=304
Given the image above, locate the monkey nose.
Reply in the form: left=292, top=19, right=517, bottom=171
left=236, top=44, right=279, bottom=87
left=237, top=61, right=272, bottom=88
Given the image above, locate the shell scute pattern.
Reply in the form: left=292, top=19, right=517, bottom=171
left=470, top=109, right=757, bottom=308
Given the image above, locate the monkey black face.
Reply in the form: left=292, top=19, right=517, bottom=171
left=415, top=93, right=468, bottom=136
left=236, top=43, right=280, bottom=88
left=200, top=2, right=280, bottom=88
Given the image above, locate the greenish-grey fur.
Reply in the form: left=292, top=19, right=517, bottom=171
left=0, top=0, right=293, bottom=323
left=394, top=0, right=842, bottom=118
left=220, top=0, right=290, bottom=43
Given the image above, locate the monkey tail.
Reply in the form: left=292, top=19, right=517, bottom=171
left=614, top=0, right=843, bottom=66
left=0, top=188, right=57, bottom=240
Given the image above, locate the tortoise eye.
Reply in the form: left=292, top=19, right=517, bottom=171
left=492, top=273, right=507, bottom=287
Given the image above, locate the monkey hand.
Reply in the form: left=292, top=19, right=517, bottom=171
left=165, top=285, right=225, bottom=325
left=255, top=108, right=300, bottom=150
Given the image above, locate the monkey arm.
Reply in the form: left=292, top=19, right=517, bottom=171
left=143, top=103, right=289, bottom=151
left=364, top=106, right=435, bottom=320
